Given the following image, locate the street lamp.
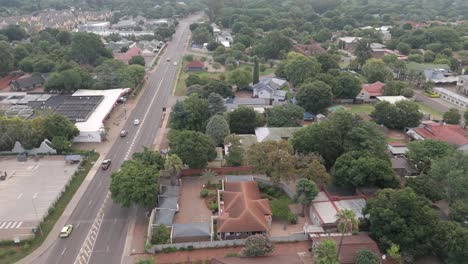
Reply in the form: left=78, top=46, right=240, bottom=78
left=32, top=197, right=43, bottom=236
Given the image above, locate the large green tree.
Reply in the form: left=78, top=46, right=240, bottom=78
left=296, top=81, right=333, bottom=114
left=315, top=240, right=339, bottom=264
left=170, top=95, right=211, bottom=132
left=71, top=32, right=111, bottom=65
left=207, top=93, right=226, bottom=115
left=361, top=59, right=393, bottom=83
left=443, top=108, right=461, bottom=124
left=227, top=106, right=257, bottom=134
left=333, top=72, right=361, bottom=99
left=294, top=178, right=319, bottom=216
left=0, top=41, right=14, bottom=76
left=168, top=130, right=217, bottom=168
left=363, top=188, right=439, bottom=258
left=226, top=68, right=252, bottom=89
left=355, top=250, right=379, bottom=264
left=266, top=104, right=304, bottom=127
left=241, top=234, right=274, bottom=257
left=205, top=114, right=230, bottom=145
left=406, top=140, right=454, bottom=174
left=284, top=53, right=321, bottom=86
left=371, top=100, right=423, bottom=130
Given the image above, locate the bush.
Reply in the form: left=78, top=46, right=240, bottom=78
left=225, top=252, right=240, bottom=257
left=187, top=245, right=194, bottom=251
left=210, top=202, right=219, bottom=212
left=200, top=188, right=209, bottom=198
left=184, top=55, right=194, bottom=62
left=161, top=247, right=177, bottom=253
left=22, top=242, right=30, bottom=251
left=213, top=63, right=221, bottom=69
left=241, top=235, right=274, bottom=257
left=151, top=224, right=170, bottom=245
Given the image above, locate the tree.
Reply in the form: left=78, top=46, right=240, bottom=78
left=382, top=81, right=407, bottom=96
left=333, top=72, right=361, bottom=99
left=56, top=30, right=72, bottom=45
left=0, top=41, right=13, bottom=76
left=185, top=74, right=207, bottom=87
left=192, top=27, right=211, bottom=44
left=295, top=154, right=330, bottom=185
left=315, top=240, right=339, bottom=264
left=170, top=95, right=210, bottom=132
left=386, top=243, right=402, bottom=264
left=133, top=147, right=164, bottom=167
left=168, top=130, right=217, bottom=168
left=164, top=154, right=183, bottom=186
left=295, top=178, right=319, bottom=216
left=396, top=42, right=411, bottom=55
left=207, top=93, right=226, bottom=115
left=266, top=104, right=304, bottom=127
left=406, top=175, right=445, bottom=202
left=1, top=25, right=27, bottom=41
left=151, top=224, right=170, bottom=245
left=71, top=32, right=111, bottom=66
left=355, top=39, right=372, bottom=67
left=247, top=141, right=296, bottom=183
left=241, top=234, right=274, bottom=257
left=465, top=109, right=468, bottom=128
left=252, top=31, right=292, bottom=59
left=406, top=140, right=454, bottom=174
left=224, top=134, right=244, bottom=166
left=227, top=68, right=252, bottom=89
left=355, top=249, right=379, bottom=264
left=129, top=55, right=145, bottom=66
left=361, top=59, right=393, bottom=83
left=227, top=106, right=257, bottom=134
left=363, top=188, right=439, bottom=258
left=110, top=159, right=159, bottom=207
left=206, top=114, right=230, bottom=145
left=430, top=151, right=468, bottom=203
left=284, top=53, right=321, bottom=86
left=51, top=136, right=72, bottom=154
left=336, top=209, right=359, bottom=258
left=253, top=56, right=260, bottom=84
left=201, top=80, right=234, bottom=98
left=450, top=200, right=468, bottom=226
left=206, top=41, right=220, bottom=51
left=316, top=53, right=339, bottom=72
left=42, top=114, right=79, bottom=140
left=443, top=108, right=461, bottom=124
left=333, top=151, right=398, bottom=188
left=296, top=81, right=333, bottom=114
left=370, top=101, right=423, bottom=130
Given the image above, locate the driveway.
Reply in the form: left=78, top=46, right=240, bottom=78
left=174, top=177, right=212, bottom=223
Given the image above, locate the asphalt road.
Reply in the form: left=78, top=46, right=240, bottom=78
left=35, top=14, right=200, bottom=264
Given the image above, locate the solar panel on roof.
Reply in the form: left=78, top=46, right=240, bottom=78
left=53, top=95, right=104, bottom=122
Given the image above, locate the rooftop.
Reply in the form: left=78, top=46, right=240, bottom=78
left=433, top=87, right=468, bottom=104
left=410, top=123, right=468, bottom=147
left=186, top=61, right=204, bottom=68
left=310, top=191, right=366, bottom=225
left=361, top=81, right=384, bottom=96
left=376, top=95, right=408, bottom=104
left=171, top=222, right=211, bottom=238
left=254, top=127, right=302, bottom=142
left=152, top=208, right=176, bottom=227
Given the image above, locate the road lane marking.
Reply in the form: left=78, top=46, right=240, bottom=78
left=10, top=222, right=17, bottom=228
left=0, top=222, right=6, bottom=229
left=32, top=192, right=38, bottom=199
left=17, top=193, right=23, bottom=199
left=4, top=222, right=12, bottom=229
left=16, top=222, right=22, bottom=228
left=61, top=248, right=67, bottom=256
left=88, top=200, right=93, bottom=206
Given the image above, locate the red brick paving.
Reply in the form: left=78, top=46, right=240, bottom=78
left=135, top=241, right=310, bottom=264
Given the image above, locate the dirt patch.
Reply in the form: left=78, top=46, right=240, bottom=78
left=174, top=177, right=213, bottom=224
left=235, top=90, right=253, bottom=98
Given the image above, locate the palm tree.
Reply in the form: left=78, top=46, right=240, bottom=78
left=314, top=239, right=339, bottom=264
left=335, top=209, right=359, bottom=259
left=164, top=154, right=183, bottom=186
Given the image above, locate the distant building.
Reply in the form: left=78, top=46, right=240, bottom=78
left=111, top=19, right=136, bottom=30
left=457, top=75, right=468, bottom=95
left=10, top=73, right=48, bottom=91
left=356, top=81, right=385, bottom=102
left=252, top=77, right=289, bottom=104
left=185, top=60, right=204, bottom=72
left=391, top=156, right=418, bottom=177
left=424, top=69, right=458, bottom=84
left=293, top=39, right=326, bottom=56
left=254, top=127, right=302, bottom=142
left=77, top=21, right=110, bottom=31
left=407, top=123, right=468, bottom=154
left=337, top=37, right=362, bottom=52
left=113, top=47, right=141, bottom=64
left=376, top=95, right=408, bottom=104
left=433, top=87, right=468, bottom=108
left=387, top=142, right=409, bottom=156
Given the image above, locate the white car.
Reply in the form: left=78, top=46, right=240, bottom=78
left=173, top=62, right=178, bottom=66
left=60, top=224, right=73, bottom=238
left=134, top=119, right=140, bottom=125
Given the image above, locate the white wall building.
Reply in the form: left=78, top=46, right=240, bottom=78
left=434, top=87, right=468, bottom=109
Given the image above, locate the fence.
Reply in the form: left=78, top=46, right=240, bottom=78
left=148, top=233, right=309, bottom=253
left=181, top=166, right=254, bottom=176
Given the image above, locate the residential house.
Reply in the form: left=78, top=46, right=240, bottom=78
left=370, top=43, right=407, bottom=60
left=134, top=40, right=164, bottom=56
left=252, top=77, right=289, bottom=105
left=216, top=31, right=233, bottom=48
left=407, top=123, right=468, bottom=154
left=224, top=97, right=271, bottom=111
left=185, top=61, right=205, bottom=72
left=424, top=69, right=458, bottom=84
left=310, top=234, right=382, bottom=264
left=337, top=37, right=362, bottom=52
left=10, top=73, right=48, bottom=91
left=457, top=75, right=468, bottom=95
left=293, top=40, right=326, bottom=56
left=105, top=38, right=134, bottom=52
left=113, top=47, right=141, bottom=64
left=433, top=87, right=468, bottom=108
left=355, top=81, right=384, bottom=102
left=391, top=156, right=418, bottom=177
left=111, top=19, right=136, bottom=30
left=77, top=21, right=110, bottom=32
left=387, top=142, right=409, bottom=156
left=217, top=180, right=272, bottom=240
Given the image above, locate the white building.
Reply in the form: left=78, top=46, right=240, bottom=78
left=376, top=95, right=408, bottom=104
left=72, top=88, right=131, bottom=143
left=77, top=21, right=110, bottom=31
left=433, top=87, right=468, bottom=109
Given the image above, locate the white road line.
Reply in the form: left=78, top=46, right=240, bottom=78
left=61, top=248, right=67, bottom=256
left=10, top=222, right=17, bottom=228
left=4, top=222, right=12, bottom=229
left=32, top=192, right=38, bottom=199
left=17, top=193, right=23, bottom=199
left=88, top=200, right=93, bottom=206
left=0, top=222, right=6, bottom=229
left=16, top=222, right=22, bottom=228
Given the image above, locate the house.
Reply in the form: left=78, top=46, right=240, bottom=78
left=254, top=127, right=302, bottom=142
left=217, top=180, right=272, bottom=240
left=423, top=69, right=458, bottom=84
left=376, top=95, right=408, bottom=104
left=171, top=222, right=212, bottom=243
left=391, top=156, right=418, bottom=177
left=252, top=77, right=290, bottom=104
left=185, top=61, right=204, bottom=72
left=457, top=75, right=468, bottom=95
left=293, top=39, right=326, bottom=56
left=337, top=37, right=362, bottom=52
left=387, top=142, right=409, bottom=156
left=310, top=234, right=382, bottom=264
left=433, top=87, right=468, bottom=108
left=10, top=73, right=48, bottom=91
left=355, top=81, right=385, bottom=102
left=370, top=43, right=406, bottom=60
left=407, top=123, right=468, bottom=154
left=113, top=47, right=141, bottom=64
left=224, top=97, right=272, bottom=111
left=111, top=19, right=136, bottom=30
left=216, top=31, right=233, bottom=48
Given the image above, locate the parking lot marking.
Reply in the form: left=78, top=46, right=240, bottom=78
left=0, top=222, right=6, bottom=229
left=9, top=222, right=17, bottom=228
left=4, top=222, right=12, bottom=229
left=16, top=222, right=22, bottom=228
left=61, top=247, right=67, bottom=256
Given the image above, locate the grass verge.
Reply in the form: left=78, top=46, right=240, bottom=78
left=0, top=151, right=99, bottom=264
left=416, top=102, right=443, bottom=119
left=348, top=104, right=375, bottom=114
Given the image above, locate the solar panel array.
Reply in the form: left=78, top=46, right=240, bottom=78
left=54, top=96, right=104, bottom=122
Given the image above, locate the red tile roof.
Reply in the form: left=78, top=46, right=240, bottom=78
left=361, top=81, right=384, bottom=96
left=313, top=234, right=382, bottom=264
left=413, top=124, right=468, bottom=147
left=293, top=40, right=326, bottom=56
left=113, top=47, right=141, bottom=62
left=186, top=60, right=204, bottom=68
left=217, top=181, right=272, bottom=233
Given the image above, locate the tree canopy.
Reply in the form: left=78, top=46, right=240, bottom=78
left=266, top=104, right=304, bottom=127
left=168, top=130, right=217, bottom=168
left=371, top=100, right=423, bottom=130
left=296, top=81, right=333, bottom=114
left=170, top=95, right=211, bottom=132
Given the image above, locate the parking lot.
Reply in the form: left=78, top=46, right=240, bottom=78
left=0, top=156, right=80, bottom=241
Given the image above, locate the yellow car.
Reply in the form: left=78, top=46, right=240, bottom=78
left=60, top=224, right=73, bottom=238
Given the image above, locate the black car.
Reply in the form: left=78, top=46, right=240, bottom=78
left=101, top=159, right=111, bottom=170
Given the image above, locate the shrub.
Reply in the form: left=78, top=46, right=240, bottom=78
left=184, top=55, right=194, bottom=62
left=213, top=63, right=221, bottom=69
left=225, top=252, right=240, bottom=257
left=187, top=245, right=194, bottom=251
left=210, top=202, right=219, bottom=212
left=151, top=224, right=170, bottom=245
left=241, top=234, right=274, bottom=257
left=161, top=247, right=177, bottom=253
left=200, top=188, right=209, bottom=198
left=202, top=169, right=218, bottom=179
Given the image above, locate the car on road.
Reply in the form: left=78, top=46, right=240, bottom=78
left=101, top=159, right=111, bottom=170
left=166, top=57, right=171, bottom=62
left=120, top=130, right=128, bottom=137
left=134, top=119, right=140, bottom=125
left=173, top=61, right=178, bottom=66
left=60, top=224, right=73, bottom=238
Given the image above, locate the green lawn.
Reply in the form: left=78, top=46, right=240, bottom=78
left=416, top=102, right=443, bottom=119
left=385, top=137, right=407, bottom=143
left=349, top=104, right=375, bottom=114
left=0, top=151, right=99, bottom=264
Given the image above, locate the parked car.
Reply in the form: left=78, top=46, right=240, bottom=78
left=166, top=57, right=171, bottom=62
left=101, top=159, right=111, bottom=170
left=120, top=130, right=128, bottom=137
left=134, top=119, right=140, bottom=125
left=173, top=61, right=178, bottom=66
left=60, top=224, right=73, bottom=238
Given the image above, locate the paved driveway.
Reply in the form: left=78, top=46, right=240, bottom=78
left=174, top=177, right=212, bottom=223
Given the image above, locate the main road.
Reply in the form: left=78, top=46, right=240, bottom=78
left=33, top=13, right=201, bottom=264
